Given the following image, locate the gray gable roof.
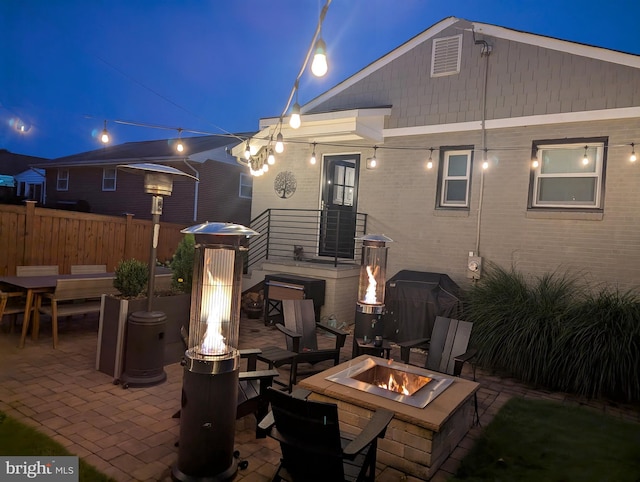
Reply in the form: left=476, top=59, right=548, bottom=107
left=31, top=134, right=254, bottom=168
left=0, top=149, right=49, bottom=175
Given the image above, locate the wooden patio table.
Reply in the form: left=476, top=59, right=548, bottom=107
left=0, top=272, right=115, bottom=348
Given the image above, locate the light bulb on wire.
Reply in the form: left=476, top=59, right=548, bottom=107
left=268, top=149, right=275, bottom=165
left=310, top=143, right=317, bottom=165
left=275, top=132, right=284, bottom=153
left=289, top=103, right=301, bottom=129
left=631, top=143, right=637, bottom=162
left=582, top=146, right=589, bottom=165
left=244, top=141, right=251, bottom=160
left=426, top=148, right=434, bottom=170
left=311, top=38, right=328, bottom=77
left=176, top=129, right=184, bottom=153
left=100, top=120, right=110, bottom=144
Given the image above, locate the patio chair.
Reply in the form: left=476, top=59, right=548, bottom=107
left=398, top=316, right=477, bottom=378
left=259, top=387, right=393, bottom=482
left=16, top=265, right=59, bottom=276
left=70, top=264, right=107, bottom=274
left=274, top=299, right=348, bottom=383
left=0, top=289, right=27, bottom=333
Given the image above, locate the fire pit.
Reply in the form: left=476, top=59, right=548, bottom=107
left=326, top=357, right=453, bottom=408
left=300, top=355, right=479, bottom=480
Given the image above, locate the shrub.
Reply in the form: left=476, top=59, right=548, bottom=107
left=113, top=259, right=148, bottom=298
left=170, top=234, right=195, bottom=294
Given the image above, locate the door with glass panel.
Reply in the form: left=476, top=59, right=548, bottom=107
left=319, top=154, right=360, bottom=258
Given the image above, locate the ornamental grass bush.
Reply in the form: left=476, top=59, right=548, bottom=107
left=464, top=263, right=640, bottom=402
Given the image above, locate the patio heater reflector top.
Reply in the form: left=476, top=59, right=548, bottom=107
left=181, top=222, right=260, bottom=238
left=356, top=234, right=394, bottom=243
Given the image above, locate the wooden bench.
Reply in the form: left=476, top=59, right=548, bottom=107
left=35, top=277, right=120, bottom=348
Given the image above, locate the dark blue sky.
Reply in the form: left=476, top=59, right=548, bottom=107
left=2, top=0, right=639, bottom=160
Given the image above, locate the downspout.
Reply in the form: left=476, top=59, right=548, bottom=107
left=473, top=32, right=491, bottom=256
left=182, top=160, right=200, bottom=222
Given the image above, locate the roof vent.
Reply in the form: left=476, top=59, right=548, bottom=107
left=431, top=34, right=462, bottom=77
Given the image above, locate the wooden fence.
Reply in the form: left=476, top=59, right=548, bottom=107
left=0, top=201, right=187, bottom=276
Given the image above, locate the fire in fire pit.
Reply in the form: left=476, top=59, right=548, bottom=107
left=326, top=357, right=453, bottom=408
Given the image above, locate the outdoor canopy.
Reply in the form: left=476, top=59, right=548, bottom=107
left=382, top=270, right=462, bottom=343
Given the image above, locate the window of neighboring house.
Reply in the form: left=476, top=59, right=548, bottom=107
left=102, top=168, right=117, bottom=191
left=530, top=139, right=606, bottom=209
left=431, top=34, right=462, bottom=77
left=437, top=148, right=473, bottom=208
left=57, top=169, right=69, bottom=191
left=239, top=173, right=252, bottom=198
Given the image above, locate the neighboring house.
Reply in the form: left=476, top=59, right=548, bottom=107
left=32, top=135, right=254, bottom=225
left=0, top=149, right=47, bottom=204
left=236, top=16, right=640, bottom=323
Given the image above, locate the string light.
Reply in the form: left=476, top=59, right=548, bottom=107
left=100, top=120, right=110, bottom=144
left=582, top=145, right=589, bottom=165
left=275, top=132, right=284, bottom=153
left=426, top=148, right=434, bottom=170
left=244, top=141, right=251, bottom=160
left=268, top=148, right=275, bottom=165
left=311, top=38, right=328, bottom=77
left=310, top=143, right=317, bottom=165
left=631, top=143, right=637, bottom=163
left=366, top=146, right=378, bottom=169
left=176, top=128, right=184, bottom=153
left=531, top=148, right=539, bottom=168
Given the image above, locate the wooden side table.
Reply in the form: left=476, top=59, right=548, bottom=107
left=353, top=338, right=392, bottom=359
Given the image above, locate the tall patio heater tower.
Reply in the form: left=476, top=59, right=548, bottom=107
left=172, top=222, right=259, bottom=482
left=117, top=163, right=198, bottom=388
left=353, top=234, right=393, bottom=357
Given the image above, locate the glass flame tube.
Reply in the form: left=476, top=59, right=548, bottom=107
left=356, top=234, right=393, bottom=312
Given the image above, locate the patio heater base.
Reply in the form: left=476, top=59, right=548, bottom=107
left=352, top=308, right=384, bottom=357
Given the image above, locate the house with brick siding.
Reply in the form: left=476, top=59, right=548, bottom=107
left=236, top=17, right=640, bottom=324
left=32, top=135, right=254, bottom=226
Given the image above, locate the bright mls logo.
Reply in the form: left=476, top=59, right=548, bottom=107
left=1, top=456, right=78, bottom=481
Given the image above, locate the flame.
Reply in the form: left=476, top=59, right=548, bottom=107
left=199, top=270, right=232, bottom=356
left=378, top=373, right=411, bottom=396
left=363, top=265, right=378, bottom=304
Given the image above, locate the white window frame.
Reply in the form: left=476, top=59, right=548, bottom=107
left=239, top=173, right=252, bottom=199
left=439, top=149, right=472, bottom=208
left=531, top=141, right=604, bottom=209
left=56, top=169, right=69, bottom=191
left=102, top=168, right=117, bottom=191
left=431, top=34, right=462, bottom=77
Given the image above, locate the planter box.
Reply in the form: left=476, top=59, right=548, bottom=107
left=96, top=293, right=190, bottom=379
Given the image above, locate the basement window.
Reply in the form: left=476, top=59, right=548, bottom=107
left=431, top=34, right=462, bottom=77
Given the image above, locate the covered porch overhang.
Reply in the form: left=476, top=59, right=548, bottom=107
left=232, top=107, right=391, bottom=161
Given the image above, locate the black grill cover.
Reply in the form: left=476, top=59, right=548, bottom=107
left=383, top=270, right=462, bottom=342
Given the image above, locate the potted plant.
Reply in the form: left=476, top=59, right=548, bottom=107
left=97, top=239, right=193, bottom=379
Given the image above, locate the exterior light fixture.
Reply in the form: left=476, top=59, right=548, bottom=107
left=311, top=38, right=328, bottom=77
left=100, top=120, right=110, bottom=144
left=289, top=103, right=301, bottom=129
left=631, top=143, right=637, bottom=163
left=275, top=132, right=284, bottom=154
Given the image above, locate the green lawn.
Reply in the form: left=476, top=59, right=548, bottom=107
left=451, top=397, right=640, bottom=482
left=0, top=412, right=115, bottom=482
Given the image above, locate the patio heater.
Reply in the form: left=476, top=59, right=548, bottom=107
left=172, top=222, right=259, bottom=482
left=117, top=163, right=198, bottom=388
left=353, top=234, right=393, bottom=357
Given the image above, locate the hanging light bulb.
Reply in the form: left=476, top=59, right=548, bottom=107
left=275, top=132, right=284, bottom=153
left=268, top=149, right=275, bottom=165
left=311, top=38, right=328, bottom=77
left=244, top=141, right=251, bottom=160
left=262, top=163, right=269, bottom=173
left=310, top=143, right=317, bottom=165
left=630, top=143, right=637, bottom=162
left=176, top=129, right=184, bottom=153
left=426, top=148, right=434, bottom=170
left=482, top=149, right=489, bottom=170
left=100, top=120, right=110, bottom=144
left=366, top=147, right=378, bottom=169
left=531, top=149, right=539, bottom=168
left=582, top=145, right=590, bottom=165
left=289, top=102, right=301, bottom=129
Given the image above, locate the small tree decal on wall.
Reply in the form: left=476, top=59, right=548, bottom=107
left=274, top=171, right=297, bottom=199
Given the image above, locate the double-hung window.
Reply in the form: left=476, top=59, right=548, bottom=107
left=239, top=173, right=252, bottom=199
left=102, top=168, right=117, bottom=191
left=57, top=169, right=69, bottom=191
left=530, top=139, right=606, bottom=209
left=438, top=149, right=473, bottom=208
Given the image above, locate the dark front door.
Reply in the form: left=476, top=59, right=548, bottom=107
left=319, top=154, right=360, bottom=258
